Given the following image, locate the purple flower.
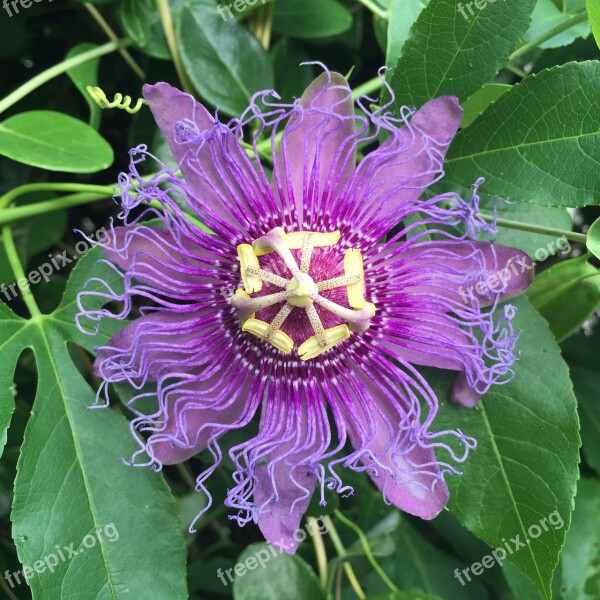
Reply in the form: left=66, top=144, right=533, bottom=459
left=78, top=68, right=533, bottom=553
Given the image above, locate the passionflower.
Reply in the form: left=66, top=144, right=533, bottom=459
left=77, top=67, right=533, bottom=553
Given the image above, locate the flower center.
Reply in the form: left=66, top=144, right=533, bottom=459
left=230, top=227, right=375, bottom=360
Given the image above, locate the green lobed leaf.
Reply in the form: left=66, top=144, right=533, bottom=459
left=66, top=43, right=102, bottom=129
left=177, top=3, right=274, bottom=117
left=552, top=478, right=600, bottom=600
left=587, top=216, right=600, bottom=259
left=527, top=256, right=600, bottom=341
left=388, top=0, right=536, bottom=108
left=0, top=111, right=113, bottom=173
left=7, top=248, right=188, bottom=599
left=434, top=296, right=580, bottom=599
left=444, top=62, right=600, bottom=207
left=460, top=84, right=511, bottom=129
left=232, top=542, right=324, bottom=600
left=273, top=0, right=352, bottom=39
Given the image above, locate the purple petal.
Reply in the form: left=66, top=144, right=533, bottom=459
left=272, top=71, right=357, bottom=228
left=339, top=96, right=462, bottom=240
left=143, top=82, right=274, bottom=237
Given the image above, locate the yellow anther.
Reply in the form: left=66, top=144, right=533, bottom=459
left=298, top=325, right=350, bottom=361
left=253, top=229, right=341, bottom=256
left=283, top=230, right=341, bottom=251
left=242, top=318, right=294, bottom=354
left=237, top=244, right=262, bottom=293
left=344, top=249, right=365, bottom=309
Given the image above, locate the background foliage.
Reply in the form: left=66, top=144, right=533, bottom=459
left=0, top=0, right=599, bottom=599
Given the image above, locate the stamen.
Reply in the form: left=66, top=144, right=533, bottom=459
left=298, top=325, right=350, bottom=361
left=265, top=303, right=293, bottom=340
left=237, top=244, right=262, bottom=293
left=242, top=318, right=294, bottom=354
left=246, top=267, right=288, bottom=288
left=300, top=232, right=315, bottom=273
left=317, top=274, right=361, bottom=291
left=305, top=304, right=328, bottom=346
left=344, top=249, right=365, bottom=308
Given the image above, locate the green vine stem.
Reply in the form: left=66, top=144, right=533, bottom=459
left=2, top=224, right=42, bottom=318
left=509, top=11, right=588, bottom=62
left=479, top=211, right=588, bottom=244
left=323, top=516, right=366, bottom=600
left=83, top=2, right=144, bottom=79
left=156, top=0, right=195, bottom=94
left=352, top=76, right=384, bottom=100
left=334, top=509, right=399, bottom=594
left=307, top=516, right=329, bottom=590
left=0, top=39, right=132, bottom=116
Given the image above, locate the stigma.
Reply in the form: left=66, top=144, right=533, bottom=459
left=230, top=228, right=375, bottom=360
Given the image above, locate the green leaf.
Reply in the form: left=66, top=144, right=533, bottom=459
left=460, top=84, right=511, bottom=129
left=587, top=217, right=600, bottom=259
left=7, top=248, right=188, bottom=598
left=177, top=4, right=274, bottom=117
left=388, top=0, right=537, bottom=107
left=434, top=296, right=580, bottom=599
left=120, top=0, right=170, bottom=59
left=0, top=111, right=113, bottom=173
left=524, top=0, right=590, bottom=49
left=527, top=256, right=600, bottom=341
left=385, top=0, right=429, bottom=68
left=232, top=542, right=324, bottom=600
left=273, top=0, right=352, bottom=39
left=361, top=518, right=487, bottom=599
left=590, top=0, right=600, bottom=48
left=444, top=62, right=600, bottom=207
left=66, top=43, right=102, bottom=129
left=552, top=479, right=600, bottom=600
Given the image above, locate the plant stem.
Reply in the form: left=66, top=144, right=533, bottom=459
left=0, top=40, right=131, bottom=116
left=324, top=516, right=366, bottom=600
left=156, top=0, right=195, bottom=94
left=352, top=76, right=384, bottom=100
left=334, top=509, right=398, bottom=593
left=355, top=0, right=388, bottom=20
left=307, top=516, right=328, bottom=590
left=509, top=11, right=588, bottom=61
left=83, top=3, right=145, bottom=80
left=0, top=182, right=115, bottom=210
left=0, top=192, right=111, bottom=227
left=2, top=225, right=42, bottom=318
left=479, top=212, right=588, bottom=244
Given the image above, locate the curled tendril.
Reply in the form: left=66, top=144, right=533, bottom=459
left=86, top=86, right=147, bottom=114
